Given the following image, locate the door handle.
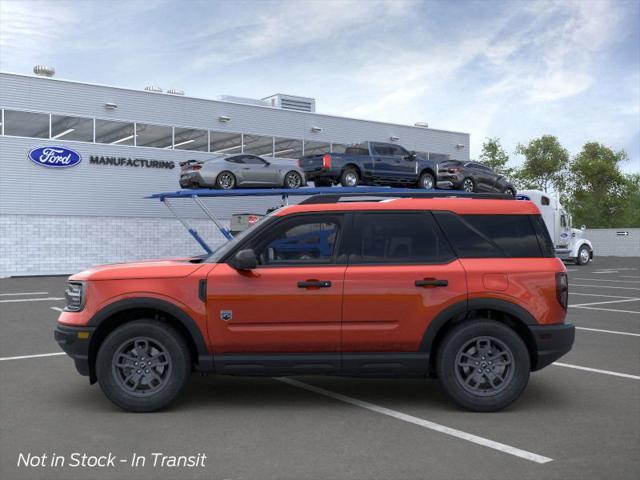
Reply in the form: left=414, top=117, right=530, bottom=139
left=415, top=279, right=448, bottom=287
left=298, top=280, right=332, bottom=289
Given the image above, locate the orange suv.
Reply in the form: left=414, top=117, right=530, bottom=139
left=55, top=192, right=574, bottom=412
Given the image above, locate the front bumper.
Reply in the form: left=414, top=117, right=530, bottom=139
left=54, top=324, right=95, bottom=377
left=529, top=323, right=575, bottom=371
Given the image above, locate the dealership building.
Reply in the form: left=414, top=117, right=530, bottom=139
left=0, top=69, right=470, bottom=276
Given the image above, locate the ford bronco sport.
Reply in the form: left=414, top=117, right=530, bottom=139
left=55, top=192, right=574, bottom=412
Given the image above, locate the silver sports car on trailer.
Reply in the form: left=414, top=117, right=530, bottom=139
left=179, top=154, right=307, bottom=189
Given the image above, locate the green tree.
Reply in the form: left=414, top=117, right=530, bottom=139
left=479, top=137, right=514, bottom=177
left=567, top=142, right=630, bottom=228
left=618, top=174, right=640, bottom=227
left=515, top=135, right=569, bottom=193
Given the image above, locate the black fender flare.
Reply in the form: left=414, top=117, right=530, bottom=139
left=419, top=297, right=537, bottom=353
left=88, top=297, right=211, bottom=368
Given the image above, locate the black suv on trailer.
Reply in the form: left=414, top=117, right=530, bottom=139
left=437, top=160, right=516, bottom=195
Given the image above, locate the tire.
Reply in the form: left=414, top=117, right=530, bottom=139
left=340, top=168, right=359, bottom=187
left=576, top=245, right=590, bottom=265
left=216, top=171, right=236, bottom=190
left=314, top=178, right=332, bottom=187
left=436, top=319, right=530, bottom=412
left=504, top=187, right=516, bottom=196
left=283, top=171, right=303, bottom=189
left=418, top=172, right=435, bottom=190
left=96, top=320, right=191, bottom=412
left=462, top=177, right=475, bottom=192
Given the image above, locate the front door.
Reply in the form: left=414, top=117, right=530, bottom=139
left=341, top=211, right=467, bottom=372
left=206, top=214, right=346, bottom=360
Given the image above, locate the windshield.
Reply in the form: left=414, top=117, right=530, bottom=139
left=206, top=214, right=275, bottom=263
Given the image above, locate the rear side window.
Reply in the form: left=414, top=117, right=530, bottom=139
left=350, top=212, right=454, bottom=264
left=463, top=215, right=542, bottom=257
left=345, top=147, right=369, bottom=155
left=433, top=212, right=503, bottom=258
left=530, top=215, right=555, bottom=257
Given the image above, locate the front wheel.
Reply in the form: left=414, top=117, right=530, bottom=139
left=576, top=245, right=591, bottom=265
left=504, top=187, right=516, bottom=196
left=418, top=172, right=435, bottom=189
left=96, top=320, right=191, bottom=412
left=436, top=320, right=530, bottom=412
left=284, top=171, right=303, bottom=189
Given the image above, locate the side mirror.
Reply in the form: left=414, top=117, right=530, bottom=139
left=406, top=151, right=416, bottom=161
left=229, top=249, right=258, bottom=270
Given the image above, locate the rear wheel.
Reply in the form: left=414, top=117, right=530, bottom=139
left=462, top=177, right=475, bottom=192
left=216, top=171, right=236, bottom=190
left=576, top=245, right=591, bottom=265
left=504, top=187, right=516, bottom=196
left=340, top=168, right=359, bottom=187
left=96, top=320, right=191, bottom=412
left=418, top=172, right=435, bottom=189
left=284, top=171, right=303, bottom=189
left=436, top=320, right=530, bottom=411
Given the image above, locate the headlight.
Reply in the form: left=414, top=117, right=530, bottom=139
left=64, top=282, right=85, bottom=312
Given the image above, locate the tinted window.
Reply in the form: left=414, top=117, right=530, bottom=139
left=350, top=212, right=454, bottom=264
left=226, top=156, right=244, bottom=164
left=433, top=212, right=503, bottom=258
left=250, top=216, right=341, bottom=265
left=530, top=215, right=555, bottom=257
left=345, top=147, right=369, bottom=155
left=242, top=155, right=267, bottom=165
left=541, top=196, right=550, bottom=206
left=463, top=215, right=542, bottom=257
left=373, top=144, right=394, bottom=155
left=388, top=145, right=409, bottom=157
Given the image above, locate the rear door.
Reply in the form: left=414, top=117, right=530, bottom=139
left=370, top=143, right=396, bottom=180
left=341, top=211, right=467, bottom=370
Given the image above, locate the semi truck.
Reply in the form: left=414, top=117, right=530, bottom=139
left=518, top=190, right=594, bottom=265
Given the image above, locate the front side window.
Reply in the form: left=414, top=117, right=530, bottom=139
left=249, top=216, right=341, bottom=266
left=388, top=145, right=410, bottom=157
left=350, top=212, right=454, bottom=264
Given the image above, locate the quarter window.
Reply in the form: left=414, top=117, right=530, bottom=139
left=350, top=212, right=454, bottom=264
left=463, top=215, right=542, bottom=257
left=433, top=212, right=503, bottom=258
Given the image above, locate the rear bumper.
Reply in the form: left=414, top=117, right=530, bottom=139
left=54, top=324, right=95, bottom=377
left=529, top=323, right=575, bottom=371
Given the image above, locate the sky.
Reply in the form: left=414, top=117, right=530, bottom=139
left=1, top=0, right=638, bottom=172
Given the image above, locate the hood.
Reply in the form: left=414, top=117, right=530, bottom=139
left=70, top=258, right=206, bottom=281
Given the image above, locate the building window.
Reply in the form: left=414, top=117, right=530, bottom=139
left=3, top=110, right=49, bottom=138
left=173, top=127, right=208, bottom=151
left=273, top=137, right=303, bottom=159
left=51, top=114, right=94, bottom=142
left=303, top=140, right=331, bottom=156
left=210, top=131, right=243, bottom=154
left=95, top=119, right=135, bottom=145
left=244, top=134, right=274, bottom=156
left=135, top=123, right=173, bottom=148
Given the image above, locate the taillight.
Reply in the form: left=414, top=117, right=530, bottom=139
left=448, top=167, right=460, bottom=173
left=297, top=159, right=301, bottom=167
left=322, top=154, right=331, bottom=169
left=556, top=272, right=568, bottom=310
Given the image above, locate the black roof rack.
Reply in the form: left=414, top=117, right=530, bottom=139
left=299, top=191, right=514, bottom=205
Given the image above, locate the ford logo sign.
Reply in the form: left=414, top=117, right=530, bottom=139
left=28, top=146, right=82, bottom=168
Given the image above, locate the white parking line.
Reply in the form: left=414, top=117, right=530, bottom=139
left=621, top=275, right=640, bottom=279
left=569, top=292, right=638, bottom=299
left=570, top=298, right=640, bottom=307
left=571, top=306, right=640, bottom=314
left=570, top=284, right=640, bottom=291
left=0, top=291, right=49, bottom=296
left=593, top=270, right=619, bottom=274
left=277, top=377, right=553, bottom=464
left=0, top=352, right=65, bottom=362
left=0, top=297, right=64, bottom=303
left=575, top=327, right=640, bottom=337
left=573, top=278, right=640, bottom=284
left=50, top=307, right=63, bottom=312
left=554, top=362, right=640, bottom=380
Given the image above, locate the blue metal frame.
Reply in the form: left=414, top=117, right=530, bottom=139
left=148, top=186, right=482, bottom=254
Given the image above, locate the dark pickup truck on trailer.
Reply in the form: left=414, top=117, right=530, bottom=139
left=298, top=141, right=439, bottom=189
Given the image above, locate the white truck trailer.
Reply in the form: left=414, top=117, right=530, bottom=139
left=518, top=190, right=593, bottom=265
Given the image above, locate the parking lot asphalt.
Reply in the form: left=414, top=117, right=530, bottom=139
left=1, top=257, right=639, bottom=480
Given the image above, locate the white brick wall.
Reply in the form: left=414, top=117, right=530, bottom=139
left=0, top=214, right=229, bottom=277
left=587, top=228, right=640, bottom=257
